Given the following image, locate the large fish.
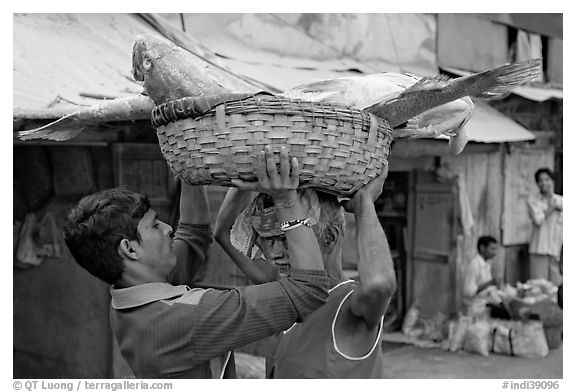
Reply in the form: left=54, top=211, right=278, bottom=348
left=282, top=59, right=542, bottom=153
left=17, top=34, right=260, bottom=141
left=17, top=33, right=541, bottom=155
left=282, top=72, right=474, bottom=153
left=131, top=34, right=260, bottom=105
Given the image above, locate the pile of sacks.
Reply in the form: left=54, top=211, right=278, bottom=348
left=512, top=279, right=559, bottom=304
left=443, top=316, right=549, bottom=358
left=401, top=301, right=557, bottom=358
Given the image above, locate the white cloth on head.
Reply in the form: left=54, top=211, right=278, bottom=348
left=230, top=189, right=321, bottom=258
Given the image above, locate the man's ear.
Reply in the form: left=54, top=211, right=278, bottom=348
left=321, top=226, right=341, bottom=252
left=118, top=239, right=138, bottom=260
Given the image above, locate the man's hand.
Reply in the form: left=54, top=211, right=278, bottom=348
left=552, top=197, right=562, bottom=211
left=341, top=162, right=389, bottom=213
left=232, top=145, right=299, bottom=204
left=493, top=275, right=504, bottom=288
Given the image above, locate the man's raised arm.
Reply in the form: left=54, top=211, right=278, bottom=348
left=342, top=163, right=397, bottom=328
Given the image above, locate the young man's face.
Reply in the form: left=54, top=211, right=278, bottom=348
left=536, top=172, right=554, bottom=195
left=480, top=242, right=498, bottom=261
left=135, top=209, right=176, bottom=278
left=255, top=234, right=291, bottom=275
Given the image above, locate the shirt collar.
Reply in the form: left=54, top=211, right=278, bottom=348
left=110, top=282, right=189, bottom=310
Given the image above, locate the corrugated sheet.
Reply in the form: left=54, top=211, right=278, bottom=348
left=13, top=13, right=260, bottom=111
left=157, top=13, right=438, bottom=91
left=438, top=14, right=509, bottom=73
left=13, top=14, right=150, bottom=110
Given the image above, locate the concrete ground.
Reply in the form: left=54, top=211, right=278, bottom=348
left=236, top=340, right=563, bottom=379
left=380, top=342, right=563, bottom=379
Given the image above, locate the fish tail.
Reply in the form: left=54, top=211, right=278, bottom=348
left=462, top=58, right=543, bottom=98
left=18, top=127, right=85, bottom=142
left=367, top=59, right=542, bottom=127
left=17, top=113, right=84, bottom=141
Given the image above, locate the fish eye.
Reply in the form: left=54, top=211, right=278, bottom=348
left=143, top=56, right=152, bottom=70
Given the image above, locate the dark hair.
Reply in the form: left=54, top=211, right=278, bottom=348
left=534, top=168, right=554, bottom=183
left=477, top=235, right=497, bottom=252
left=63, top=188, right=150, bottom=284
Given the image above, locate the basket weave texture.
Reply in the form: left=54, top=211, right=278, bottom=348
left=152, top=94, right=393, bottom=196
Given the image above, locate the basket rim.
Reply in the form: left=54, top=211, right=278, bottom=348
left=151, top=93, right=388, bottom=129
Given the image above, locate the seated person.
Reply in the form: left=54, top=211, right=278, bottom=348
left=463, top=236, right=508, bottom=319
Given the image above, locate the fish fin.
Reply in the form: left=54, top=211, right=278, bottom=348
left=471, top=58, right=542, bottom=98
left=400, top=74, right=453, bottom=93
left=17, top=115, right=85, bottom=141
left=392, top=123, right=443, bottom=139
left=376, top=75, right=452, bottom=107
left=448, top=122, right=470, bottom=155
left=18, top=124, right=85, bottom=142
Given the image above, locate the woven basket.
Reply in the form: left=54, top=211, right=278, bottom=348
left=151, top=94, right=393, bottom=197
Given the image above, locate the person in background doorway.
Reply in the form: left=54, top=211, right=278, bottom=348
left=463, top=236, right=507, bottom=318
left=527, top=168, right=563, bottom=286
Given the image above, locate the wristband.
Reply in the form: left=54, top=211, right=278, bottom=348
left=280, top=217, right=313, bottom=232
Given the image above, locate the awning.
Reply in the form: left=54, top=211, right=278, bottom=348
left=508, top=85, right=563, bottom=102
left=431, top=98, right=535, bottom=145
left=157, top=13, right=439, bottom=91
left=463, top=99, right=535, bottom=143
left=441, top=66, right=563, bottom=102
left=13, top=13, right=261, bottom=111
left=208, top=51, right=390, bottom=92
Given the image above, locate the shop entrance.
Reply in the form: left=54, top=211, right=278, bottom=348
left=375, top=171, right=409, bottom=331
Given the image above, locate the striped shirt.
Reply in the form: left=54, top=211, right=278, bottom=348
left=527, top=193, right=563, bottom=258
left=110, top=223, right=330, bottom=378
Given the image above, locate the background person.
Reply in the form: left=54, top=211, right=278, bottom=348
left=527, top=168, right=563, bottom=286
left=463, top=236, right=507, bottom=318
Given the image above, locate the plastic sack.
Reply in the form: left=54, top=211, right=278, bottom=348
left=462, top=319, right=491, bottom=356
left=401, top=306, right=420, bottom=335
left=490, top=320, right=516, bottom=356
left=490, top=320, right=549, bottom=358
left=419, top=312, right=448, bottom=342
left=447, top=315, right=471, bottom=352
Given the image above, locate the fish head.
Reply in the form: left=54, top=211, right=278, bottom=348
left=132, top=34, right=180, bottom=79
left=131, top=34, right=230, bottom=105
left=132, top=36, right=152, bottom=82
left=132, top=34, right=187, bottom=104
